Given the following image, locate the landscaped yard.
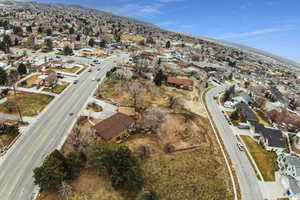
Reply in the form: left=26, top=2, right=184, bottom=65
left=0, top=91, right=54, bottom=116
left=87, top=102, right=103, bottom=112
left=49, top=66, right=80, bottom=73
left=21, top=75, right=39, bottom=88
left=240, top=135, right=278, bottom=181
left=43, top=82, right=70, bottom=94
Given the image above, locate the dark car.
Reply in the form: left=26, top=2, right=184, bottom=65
left=88, top=69, right=92, bottom=72
left=73, top=80, right=78, bottom=84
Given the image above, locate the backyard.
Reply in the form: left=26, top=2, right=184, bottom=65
left=21, top=74, right=39, bottom=88
left=240, top=135, right=278, bottom=181
left=0, top=91, right=54, bottom=116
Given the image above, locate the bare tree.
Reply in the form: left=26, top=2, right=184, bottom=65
left=7, top=70, right=19, bottom=96
left=58, top=181, right=72, bottom=200
left=111, top=68, right=133, bottom=81
left=69, top=125, right=93, bottom=153
left=138, top=107, right=166, bottom=134
left=129, top=82, right=144, bottom=107
left=169, top=96, right=182, bottom=109
left=146, top=82, right=160, bottom=97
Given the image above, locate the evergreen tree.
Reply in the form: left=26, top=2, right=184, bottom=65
left=44, top=38, right=53, bottom=50
left=33, top=150, right=71, bottom=191
left=154, top=70, right=164, bottom=86
left=75, top=34, right=81, bottom=41
left=63, top=45, right=73, bottom=56
left=17, top=63, right=27, bottom=75
left=69, top=27, right=75, bottom=35
left=88, top=38, right=95, bottom=47
left=0, top=68, right=8, bottom=85
left=166, top=41, right=171, bottom=49
left=46, top=28, right=52, bottom=36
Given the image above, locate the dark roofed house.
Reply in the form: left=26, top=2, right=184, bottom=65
left=91, top=113, right=135, bottom=143
left=255, top=124, right=285, bottom=152
left=236, top=102, right=258, bottom=125
left=166, top=77, right=194, bottom=91
left=268, top=87, right=287, bottom=104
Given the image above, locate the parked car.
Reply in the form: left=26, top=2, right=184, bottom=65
left=88, top=69, right=92, bottom=72
left=238, top=123, right=250, bottom=129
left=73, top=80, right=78, bottom=84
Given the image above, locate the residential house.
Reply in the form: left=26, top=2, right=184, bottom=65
left=254, top=124, right=285, bottom=152
left=267, top=87, right=288, bottom=105
left=166, top=77, right=194, bottom=91
left=233, top=91, right=252, bottom=104
left=44, top=72, right=58, bottom=88
left=91, top=113, right=135, bottom=143
left=235, top=102, right=259, bottom=124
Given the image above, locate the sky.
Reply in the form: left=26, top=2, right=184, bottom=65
left=31, top=0, right=300, bottom=62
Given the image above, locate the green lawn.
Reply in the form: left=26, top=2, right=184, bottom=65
left=240, top=136, right=278, bottom=181
left=0, top=91, right=54, bottom=116
left=43, top=82, right=70, bottom=94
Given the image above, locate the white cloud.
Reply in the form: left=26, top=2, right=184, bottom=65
left=103, top=3, right=163, bottom=19
left=216, top=28, right=283, bottom=39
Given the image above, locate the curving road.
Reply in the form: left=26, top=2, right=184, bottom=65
left=0, top=54, right=127, bottom=200
left=205, top=86, right=263, bottom=200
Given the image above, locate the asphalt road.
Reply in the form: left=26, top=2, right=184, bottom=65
left=0, top=54, right=126, bottom=200
left=205, top=86, right=263, bottom=200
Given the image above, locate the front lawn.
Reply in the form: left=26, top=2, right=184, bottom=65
left=240, top=136, right=278, bottom=181
left=43, top=82, right=70, bottom=94
left=0, top=91, right=54, bottom=116
left=49, top=66, right=80, bottom=73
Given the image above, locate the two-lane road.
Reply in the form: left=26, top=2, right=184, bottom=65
left=0, top=54, right=126, bottom=200
left=205, top=86, right=263, bottom=200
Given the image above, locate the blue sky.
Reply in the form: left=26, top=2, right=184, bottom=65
left=35, top=0, right=300, bottom=62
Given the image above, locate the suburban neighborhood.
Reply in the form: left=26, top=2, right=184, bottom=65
left=0, top=1, right=300, bottom=200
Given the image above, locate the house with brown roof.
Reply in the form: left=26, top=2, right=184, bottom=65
left=43, top=70, right=58, bottom=88
left=91, top=113, right=135, bottom=143
left=166, top=77, right=194, bottom=91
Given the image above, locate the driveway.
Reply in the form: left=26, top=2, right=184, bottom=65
left=82, top=98, right=117, bottom=120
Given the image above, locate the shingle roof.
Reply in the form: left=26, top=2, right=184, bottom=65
left=270, top=87, right=287, bottom=104
left=236, top=102, right=258, bottom=122
left=260, top=127, right=285, bottom=148
left=166, top=77, right=194, bottom=86
left=92, top=113, right=134, bottom=142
